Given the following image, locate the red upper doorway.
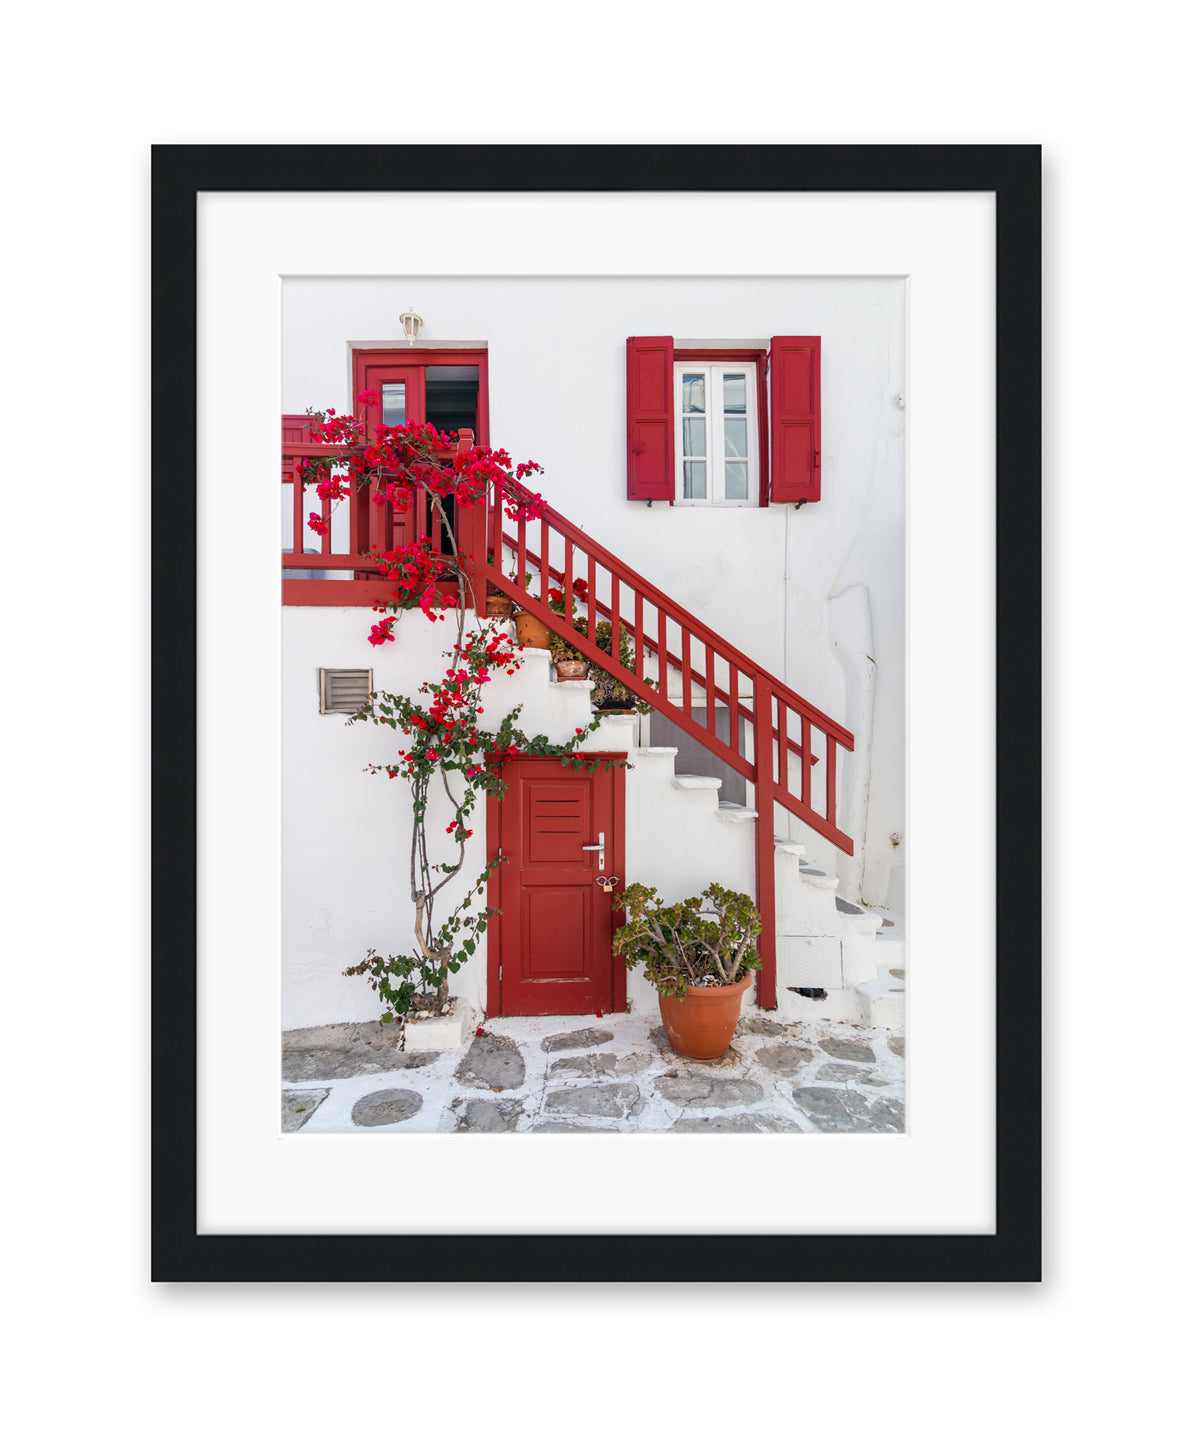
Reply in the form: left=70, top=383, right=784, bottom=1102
left=352, top=349, right=489, bottom=556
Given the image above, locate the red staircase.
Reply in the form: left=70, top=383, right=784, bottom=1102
left=282, top=436, right=855, bottom=1009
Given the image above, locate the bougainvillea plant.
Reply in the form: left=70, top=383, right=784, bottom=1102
left=294, top=395, right=618, bottom=1025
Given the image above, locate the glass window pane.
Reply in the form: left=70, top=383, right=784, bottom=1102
left=724, top=462, right=749, bottom=500
left=684, top=461, right=707, bottom=499
left=682, top=416, right=706, bottom=457
left=425, top=365, right=479, bottom=433
left=381, top=382, right=406, bottom=426
left=682, top=374, right=706, bottom=413
left=723, top=417, right=748, bottom=458
left=722, top=374, right=746, bottom=412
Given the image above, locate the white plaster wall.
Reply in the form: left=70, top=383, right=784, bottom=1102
left=285, top=606, right=766, bottom=1024
left=282, top=277, right=906, bottom=1023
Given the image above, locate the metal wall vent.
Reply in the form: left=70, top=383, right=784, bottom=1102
left=319, top=668, right=373, bottom=715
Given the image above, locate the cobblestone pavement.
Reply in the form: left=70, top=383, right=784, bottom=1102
left=282, top=1009, right=906, bottom=1134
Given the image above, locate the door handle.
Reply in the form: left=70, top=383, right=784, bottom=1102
left=580, top=831, right=605, bottom=869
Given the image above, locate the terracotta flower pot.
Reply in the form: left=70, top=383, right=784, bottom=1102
left=554, top=658, right=589, bottom=680
left=656, top=970, right=754, bottom=1060
left=513, top=610, right=553, bottom=650
left=485, top=594, right=516, bottom=618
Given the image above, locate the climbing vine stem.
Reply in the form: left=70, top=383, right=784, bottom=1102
left=294, top=395, right=623, bottom=1022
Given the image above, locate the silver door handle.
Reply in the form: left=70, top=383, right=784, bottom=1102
left=580, top=832, right=605, bottom=869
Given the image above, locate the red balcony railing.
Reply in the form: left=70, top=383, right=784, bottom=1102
left=281, top=431, right=475, bottom=607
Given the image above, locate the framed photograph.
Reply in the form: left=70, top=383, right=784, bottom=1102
left=152, top=144, right=1040, bottom=1281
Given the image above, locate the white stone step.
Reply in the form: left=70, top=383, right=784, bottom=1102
left=715, top=804, right=757, bottom=823
left=853, top=975, right=905, bottom=1030
left=671, top=774, right=723, bottom=791
left=797, top=865, right=839, bottom=889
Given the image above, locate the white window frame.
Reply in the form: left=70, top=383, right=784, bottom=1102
left=672, top=361, right=758, bottom=507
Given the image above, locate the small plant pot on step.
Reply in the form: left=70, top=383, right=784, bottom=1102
left=513, top=610, right=553, bottom=649
left=485, top=594, right=516, bottom=618
left=657, top=970, right=754, bottom=1060
left=554, top=658, right=589, bottom=680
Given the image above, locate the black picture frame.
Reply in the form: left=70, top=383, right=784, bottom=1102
left=151, top=144, right=1040, bottom=1283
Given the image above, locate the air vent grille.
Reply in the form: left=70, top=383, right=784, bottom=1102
left=319, top=668, right=373, bottom=715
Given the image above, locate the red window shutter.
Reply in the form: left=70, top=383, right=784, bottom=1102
left=626, top=336, right=674, bottom=501
left=769, top=336, right=821, bottom=503
left=282, top=413, right=311, bottom=444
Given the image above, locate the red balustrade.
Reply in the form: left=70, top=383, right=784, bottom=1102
left=281, top=431, right=478, bottom=607
left=475, top=479, right=856, bottom=1010
left=280, top=443, right=855, bottom=1009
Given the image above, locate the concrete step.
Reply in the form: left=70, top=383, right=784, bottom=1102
left=854, top=975, right=905, bottom=1030
left=715, top=803, right=757, bottom=823
left=672, top=774, right=723, bottom=791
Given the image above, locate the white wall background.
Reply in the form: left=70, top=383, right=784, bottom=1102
left=283, top=273, right=905, bottom=905
left=6, top=6, right=1196, bottom=1440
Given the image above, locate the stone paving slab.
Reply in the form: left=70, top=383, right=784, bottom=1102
left=351, top=1088, right=424, bottom=1127
left=281, top=1088, right=330, bottom=1132
left=282, top=1022, right=436, bottom=1082
left=282, top=1009, right=905, bottom=1135
left=541, top=1027, right=614, bottom=1053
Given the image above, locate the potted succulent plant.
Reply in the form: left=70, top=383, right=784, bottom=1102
left=613, top=882, right=763, bottom=1059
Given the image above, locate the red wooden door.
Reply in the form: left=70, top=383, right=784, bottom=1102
left=496, top=758, right=625, bottom=1017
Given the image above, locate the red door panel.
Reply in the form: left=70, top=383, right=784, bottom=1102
left=496, top=758, right=625, bottom=1017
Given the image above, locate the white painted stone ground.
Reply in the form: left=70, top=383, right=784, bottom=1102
left=282, top=1007, right=906, bottom=1134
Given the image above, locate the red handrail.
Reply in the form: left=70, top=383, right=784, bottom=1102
left=480, top=487, right=854, bottom=842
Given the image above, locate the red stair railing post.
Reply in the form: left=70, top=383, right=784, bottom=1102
left=448, top=432, right=483, bottom=615
left=753, top=673, right=778, bottom=1009
left=291, top=463, right=304, bottom=556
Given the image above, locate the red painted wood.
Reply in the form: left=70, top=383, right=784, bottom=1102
left=281, top=578, right=399, bottom=606
left=826, top=731, right=837, bottom=824
left=496, top=757, right=624, bottom=1016
left=486, top=785, right=502, bottom=1013
left=752, top=674, right=778, bottom=1008
left=634, top=591, right=643, bottom=680
left=611, top=572, right=621, bottom=673
left=626, top=336, right=674, bottom=501
left=801, top=716, right=812, bottom=810
left=291, top=466, right=304, bottom=556
left=610, top=760, right=628, bottom=1014
left=769, top=336, right=821, bottom=504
